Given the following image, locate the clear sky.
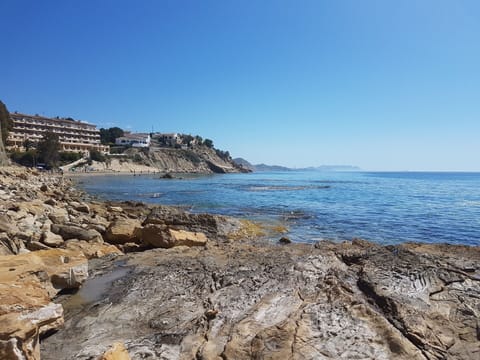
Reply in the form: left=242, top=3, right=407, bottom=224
left=1, top=0, right=479, bottom=171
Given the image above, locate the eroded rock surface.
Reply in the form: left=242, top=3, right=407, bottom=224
left=0, top=249, right=89, bottom=359
left=40, top=240, right=480, bottom=360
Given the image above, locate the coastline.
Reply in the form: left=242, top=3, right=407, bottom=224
left=1, top=165, right=479, bottom=359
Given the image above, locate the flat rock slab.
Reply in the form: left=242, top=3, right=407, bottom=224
left=0, top=249, right=89, bottom=360
left=39, top=240, right=480, bottom=359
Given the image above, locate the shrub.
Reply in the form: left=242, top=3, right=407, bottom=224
left=59, top=152, right=83, bottom=164
left=10, top=150, right=37, bottom=167
left=90, top=150, right=106, bottom=162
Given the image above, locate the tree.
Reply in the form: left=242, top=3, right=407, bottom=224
left=37, top=131, right=61, bottom=168
left=0, top=101, right=11, bottom=166
left=0, top=100, right=12, bottom=144
left=23, top=139, right=35, bottom=151
left=90, top=149, right=106, bottom=162
left=100, top=127, right=124, bottom=145
left=203, top=138, right=214, bottom=148
left=181, top=134, right=194, bottom=145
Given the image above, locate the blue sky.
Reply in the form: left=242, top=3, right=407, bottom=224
left=1, top=0, right=479, bottom=171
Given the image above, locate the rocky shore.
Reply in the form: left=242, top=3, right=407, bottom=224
left=0, top=166, right=479, bottom=359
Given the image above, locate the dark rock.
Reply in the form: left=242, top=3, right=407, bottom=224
left=51, top=224, right=103, bottom=242
left=279, top=236, right=291, bottom=244
left=44, top=198, right=57, bottom=206
left=75, top=203, right=90, bottom=214
left=26, top=240, right=52, bottom=251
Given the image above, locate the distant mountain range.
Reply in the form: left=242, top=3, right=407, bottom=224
left=233, top=158, right=361, bottom=172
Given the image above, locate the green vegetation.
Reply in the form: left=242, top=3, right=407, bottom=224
left=89, top=149, right=106, bottom=162
left=23, top=139, right=36, bottom=151
left=181, top=134, right=194, bottom=145
left=0, top=101, right=12, bottom=144
left=100, top=127, right=124, bottom=145
left=60, top=151, right=83, bottom=163
left=10, top=150, right=81, bottom=168
left=10, top=150, right=38, bottom=167
left=215, top=149, right=231, bottom=160
left=203, top=138, right=214, bottom=148
left=109, top=146, right=127, bottom=154
left=36, top=131, right=61, bottom=168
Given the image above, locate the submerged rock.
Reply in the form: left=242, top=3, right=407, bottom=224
left=278, top=236, right=291, bottom=244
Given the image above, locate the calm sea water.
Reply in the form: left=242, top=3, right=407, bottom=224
left=75, top=171, right=480, bottom=246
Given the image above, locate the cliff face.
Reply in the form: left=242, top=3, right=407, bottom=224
left=126, top=146, right=248, bottom=174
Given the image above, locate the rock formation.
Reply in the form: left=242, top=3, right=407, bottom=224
left=39, top=239, right=480, bottom=360
left=0, top=166, right=478, bottom=359
left=124, top=146, right=248, bottom=174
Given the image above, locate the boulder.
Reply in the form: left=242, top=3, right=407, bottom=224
left=26, top=241, right=52, bottom=251
left=44, top=198, right=57, bottom=206
left=51, top=224, right=103, bottom=242
left=279, top=236, right=292, bottom=244
left=0, top=303, right=63, bottom=360
left=0, top=249, right=88, bottom=360
left=142, top=225, right=207, bottom=248
left=105, top=218, right=142, bottom=244
left=41, top=231, right=64, bottom=247
left=143, top=206, right=221, bottom=237
left=75, top=202, right=90, bottom=214
left=48, top=207, right=69, bottom=224
left=64, top=240, right=123, bottom=259
left=0, top=233, right=21, bottom=255
left=0, top=214, right=17, bottom=235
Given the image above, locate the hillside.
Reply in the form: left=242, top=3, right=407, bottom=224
left=233, top=158, right=291, bottom=172
left=233, top=158, right=360, bottom=172
left=112, top=146, right=248, bottom=174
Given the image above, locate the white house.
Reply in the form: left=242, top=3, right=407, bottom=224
left=115, top=133, right=151, bottom=148
left=156, top=133, right=181, bottom=147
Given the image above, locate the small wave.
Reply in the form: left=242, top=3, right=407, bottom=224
left=246, top=185, right=330, bottom=192
left=281, top=210, right=315, bottom=221
left=458, top=200, right=480, bottom=207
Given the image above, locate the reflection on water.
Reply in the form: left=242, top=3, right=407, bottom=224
left=62, top=266, right=131, bottom=312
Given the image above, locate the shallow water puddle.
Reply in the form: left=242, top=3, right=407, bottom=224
left=62, top=265, right=131, bottom=311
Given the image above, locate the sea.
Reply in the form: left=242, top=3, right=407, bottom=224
left=75, top=171, right=480, bottom=246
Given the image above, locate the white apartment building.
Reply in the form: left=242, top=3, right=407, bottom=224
left=7, top=113, right=109, bottom=154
